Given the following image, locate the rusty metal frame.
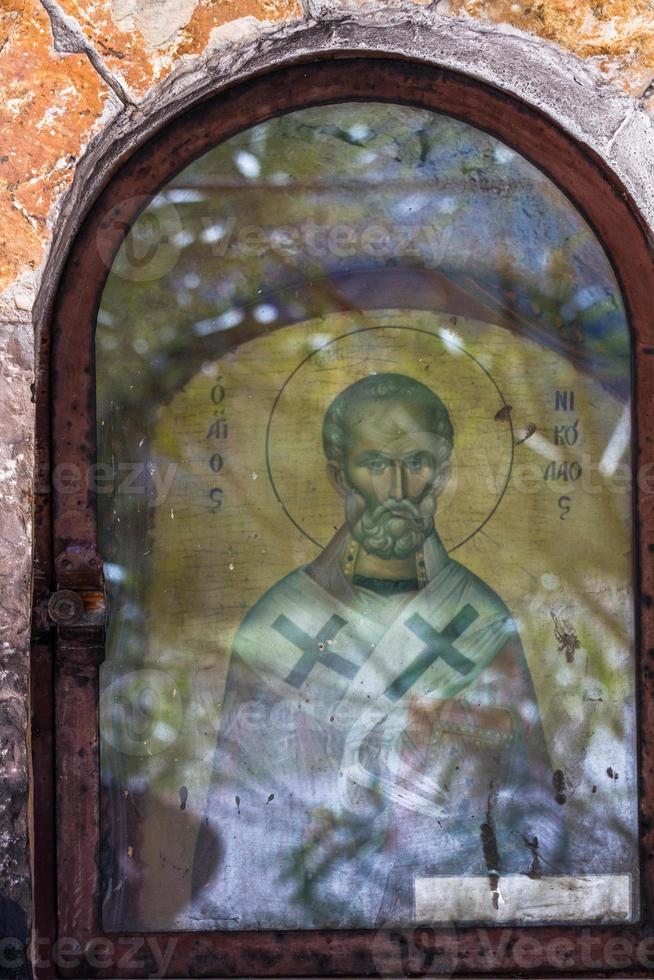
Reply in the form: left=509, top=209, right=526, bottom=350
left=31, top=56, right=654, bottom=978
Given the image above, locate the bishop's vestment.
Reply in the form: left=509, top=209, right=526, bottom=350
left=190, top=527, right=566, bottom=928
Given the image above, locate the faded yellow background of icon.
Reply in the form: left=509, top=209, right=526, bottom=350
left=124, top=310, right=635, bottom=928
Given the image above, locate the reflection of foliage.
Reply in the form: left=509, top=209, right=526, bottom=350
left=97, top=104, right=629, bottom=437
left=96, top=102, right=631, bottom=803
left=281, top=807, right=385, bottom=915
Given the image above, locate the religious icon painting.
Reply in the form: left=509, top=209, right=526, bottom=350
left=94, top=98, right=637, bottom=935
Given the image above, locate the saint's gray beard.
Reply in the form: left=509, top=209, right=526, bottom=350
left=345, top=492, right=437, bottom=561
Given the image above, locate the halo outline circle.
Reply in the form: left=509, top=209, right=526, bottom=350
left=265, top=324, right=514, bottom=553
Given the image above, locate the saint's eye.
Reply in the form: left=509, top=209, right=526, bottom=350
left=405, top=454, right=425, bottom=472
left=365, top=458, right=389, bottom=473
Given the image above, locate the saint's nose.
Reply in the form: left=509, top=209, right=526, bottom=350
left=387, top=460, right=408, bottom=501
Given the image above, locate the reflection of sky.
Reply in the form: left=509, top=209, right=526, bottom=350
left=97, top=102, right=630, bottom=428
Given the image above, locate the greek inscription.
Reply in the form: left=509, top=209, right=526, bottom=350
left=211, top=383, right=225, bottom=406
left=206, top=419, right=228, bottom=440
left=546, top=392, right=580, bottom=517
left=544, top=461, right=582, bottom=482
left=558, top=495, right=571, bottom=520
left=555, top=390, right=575, bottom=411
left=553, top=419, right=579, bottom=446
left=208, top=375, right=226, bottom=511
left=210, top=487, right=224, bottom=513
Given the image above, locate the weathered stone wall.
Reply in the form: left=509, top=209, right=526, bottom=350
left=4, top=0, right=654, bottom=296
left=2, top=0, right=654, bottom=972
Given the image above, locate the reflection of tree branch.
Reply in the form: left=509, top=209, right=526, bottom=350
left=457, top=271, right=625, bottom=399
left=170, top=177, right=536, bottom=194
left=281, top=808, right=383, bottom=911
left=269, top=247, right=362, bottom=316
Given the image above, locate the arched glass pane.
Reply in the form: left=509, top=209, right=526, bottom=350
left=96, top=102, right=636, bottom=932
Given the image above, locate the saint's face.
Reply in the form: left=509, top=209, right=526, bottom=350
left=341, top=397, right=443, bottom=509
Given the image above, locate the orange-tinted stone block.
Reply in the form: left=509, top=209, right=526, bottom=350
left=0, top=0, right=112, bottom=293
left=447, top=0, right=654, bottom=98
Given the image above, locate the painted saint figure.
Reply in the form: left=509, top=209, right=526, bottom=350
left=191, top=373, right=566, bottom=928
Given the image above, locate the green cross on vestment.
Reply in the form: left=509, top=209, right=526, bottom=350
left=385, top=605, right=478, bottom=702
left=273, top=613, right=356, bottom=688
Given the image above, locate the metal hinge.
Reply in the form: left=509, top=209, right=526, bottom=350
left=48, top=546, right=107, bottom=629
left=47, top=588, right=106, bottom=628
left=47, top=588, right=107, bottom=628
